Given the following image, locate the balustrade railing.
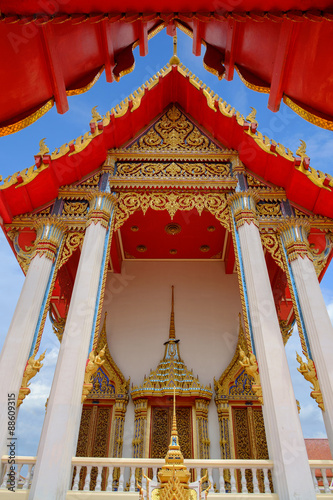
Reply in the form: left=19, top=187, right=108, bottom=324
left=2, top=456, right=332, bottom=496
left=309, top=460, right=333, bottom=494
left=70, top=457, right=274, bottom=494
left=0, top=456, right=35, bottom=490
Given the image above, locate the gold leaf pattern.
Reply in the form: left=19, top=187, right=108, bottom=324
left=127, top=106, right=222, bottom=152
left=114, top=191, right=229, bottom=231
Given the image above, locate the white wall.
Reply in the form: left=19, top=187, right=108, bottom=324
left=102, top=261, right=241, bottom=459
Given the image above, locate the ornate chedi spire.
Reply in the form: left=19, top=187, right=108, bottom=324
left=158, top=389, right=191, bottom=499
left=169, top=285, right=176, bottom=340
left=131, top=287, right=212, bottom=399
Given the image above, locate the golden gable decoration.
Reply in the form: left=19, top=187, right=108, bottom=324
left=127, top=105, right=222, bottom=153
left=88, top=312, right=130, bottom=400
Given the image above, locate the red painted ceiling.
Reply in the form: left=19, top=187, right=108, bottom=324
left=1, top=1, right=333, bottom=134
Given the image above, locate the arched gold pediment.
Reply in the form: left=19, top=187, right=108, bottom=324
left=88, top=313, right=130, bottom=399
left=214, top=314, right=257, bottom=401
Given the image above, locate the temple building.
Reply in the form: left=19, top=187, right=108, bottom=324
left=1, top=59, right=333, bottom=500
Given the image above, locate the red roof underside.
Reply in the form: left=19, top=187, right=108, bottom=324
left=1, top=1, right=333, bottom=130
left=1, top=66, right=333, bottom=222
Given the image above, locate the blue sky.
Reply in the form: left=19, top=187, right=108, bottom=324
left=0, top=28, right=333, bottom=456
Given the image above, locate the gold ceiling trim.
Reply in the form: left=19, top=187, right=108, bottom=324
left=0, top=99, right=54, bottom=138
left=114, top=191, right=230, bottom=231
left=235, top=66, right=270, bottom=95
left=284, top=95, right=333, bottom=132
left=66, top=68, right=104, bottom=97
left=0, top=70, right=103, bottom=138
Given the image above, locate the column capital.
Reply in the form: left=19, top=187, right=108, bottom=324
left=34, top=217, right=66, bottom=262
left=278, top=218, right=311, bottom=262
left=87, top=192, right=117, bottom=229
left=228, top=191, right=260, bottom=229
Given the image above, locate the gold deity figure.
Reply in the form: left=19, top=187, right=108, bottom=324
left=22, top=351, right=46, bottom=388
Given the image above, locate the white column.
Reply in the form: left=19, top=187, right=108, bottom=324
left=279, top=220, right=333, bottom=451
left=0, top=219, right=64, bottom=456
left=29, top=193, right=115, bottom=500
left=229, top=193, right=315, bottom=500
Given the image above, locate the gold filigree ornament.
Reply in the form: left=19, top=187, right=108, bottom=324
left=296, top=353, right=324, bottom=411
left=114, top=161, right=230, bottom=180
left=238, top=347, right=263, bottom=404
left=63, top=201, right=89, bottom=216
left=279, top=320, right=293, bottom=345
left=260, top=231, right=284, bottom=271
left=82, top=346, right=106, bottom=403
left=309, top=233, right=333, bottom=277
left=7, top=229, right=38, bottom=274
left=50, top=314, right=66, bottom=342
left=127, top=105, right=221, bottom=153
left=17, top=351, right=46, bottom=407
left=114, top=192, right=229, bottom=231
left=58, top=232, right=84, bottom=269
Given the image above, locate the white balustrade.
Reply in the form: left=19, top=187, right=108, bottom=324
left=65, top=458, right=275, bottom=494
left=309, top=460, right=333, bottom=494
left=72, top=465, right=81, bottom=491
left=0, top=456, right=35, bottom=490
left=1, top=455, right=279, bottom=494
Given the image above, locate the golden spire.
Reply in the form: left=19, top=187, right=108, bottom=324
left=169, top=285, right=176, bottom=340
left=171, top=387, right=178, bottom=442
left=169, top=31, right=180, bottom=66
left=164, top=388, right=184, bottom=464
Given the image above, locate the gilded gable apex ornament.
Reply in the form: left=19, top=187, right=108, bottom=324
left=126, top=105, right=223, bottom=153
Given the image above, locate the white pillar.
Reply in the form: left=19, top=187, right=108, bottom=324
left=229, top=193, right=315, bottom=500
left=29, top=193, right=115, bottom=500
left=279, top=219, right=333, bottom=451
left=0, top=219, right=64, bottom=456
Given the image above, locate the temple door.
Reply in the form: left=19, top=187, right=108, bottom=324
left=232, top=405, right=270, bottom=492
left=150, top=405, right=193, bottom=459
left=76, top=403, right=113, bottom=490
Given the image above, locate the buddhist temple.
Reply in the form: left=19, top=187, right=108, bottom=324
left=1, top=5, right=333, bottom=499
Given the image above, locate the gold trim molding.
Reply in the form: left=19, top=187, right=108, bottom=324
left=114, top=191, right=230, bottom=231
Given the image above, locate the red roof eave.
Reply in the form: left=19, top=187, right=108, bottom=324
left=1, top=64, right=333, bottom=223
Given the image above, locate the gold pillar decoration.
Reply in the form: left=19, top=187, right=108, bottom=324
left=228, top=191, right=260, bottom=229
left=110, top=396, right=129, bottom=458
left=34, top=217, right=66, bottom=262
left=17, top=351, right=46, bottom=407
left=195, top=399, right=210, bottom=460
left=279, top=218, right=311, bottom=262
left=133, top=399, right=149, bottom=459
left=87, top=192, right=117, bottom=229
left=81, top=346, right=106, bottom=403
